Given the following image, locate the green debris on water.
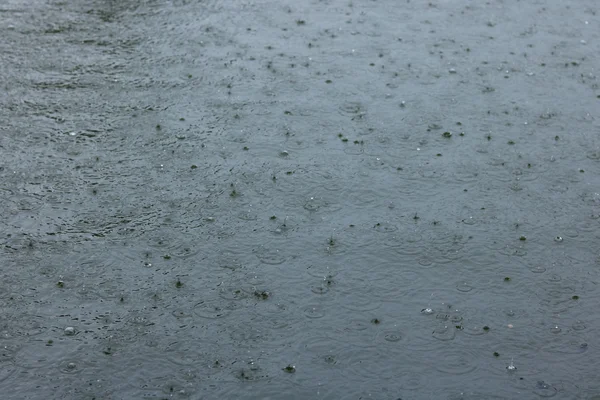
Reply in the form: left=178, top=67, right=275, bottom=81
left=283, top=364, right=296, bottom=373
left=254, top=290, right=270, bottom=300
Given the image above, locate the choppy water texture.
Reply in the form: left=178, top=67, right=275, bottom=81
left=1, top=0, right=600, bottom=398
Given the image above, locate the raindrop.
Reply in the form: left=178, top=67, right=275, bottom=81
left=254, top=245, right=287, bottom=265
left=59, top=361, right=80, bottom=374
left=456, top=282, right=473, bottom=292
left=533, top=380, right=558, bottom=397
left=303, top=196, right=321, bottom=211
left=379, top=330, right=403, bottom=342
left=303, top=304, right=325, bottom=319
left=506, top=358, right=517, bottom=371
left=530, top=265, right=546, bottom=274
left=572, top=320, right=586, bottom=331
left=310, top=283, right=330, bottom=295
left=432, top=324, right=456, bottom=341
left=372, top=221, right=398, bottom=233
left=193, top=300, right=234, bottom=319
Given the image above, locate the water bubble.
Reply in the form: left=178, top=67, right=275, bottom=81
left=554, top=236, right=563, bottom=242
left=64, top=327, right=76, bottom=336
left=59, top=360, right=80, bottom=374
left=550, top=325, right=561, bottom=334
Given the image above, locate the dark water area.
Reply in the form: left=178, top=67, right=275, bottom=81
left=1, top=0, right=600, bottom=398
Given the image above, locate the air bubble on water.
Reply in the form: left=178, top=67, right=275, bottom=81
left=64, top=327, right=75, bottom=336
left=554, top=236, right=563, bottom=242
left=551, top=325, right=561, bottom=334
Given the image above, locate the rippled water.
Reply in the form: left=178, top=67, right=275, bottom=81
left=1, top=0, right=600, bottom=398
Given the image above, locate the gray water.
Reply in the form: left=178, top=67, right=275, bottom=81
left=1, top=0, right=600, bottom=398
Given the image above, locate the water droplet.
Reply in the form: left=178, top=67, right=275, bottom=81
left=303, top=304, right=325, bottom=319
left=456, top=282, right=473, bottom=292
left=193, top=300, right=234, bottom=319
left=432, top=324, right=456, bottom=341
left=303, top=197, right=321, bottom=211
left=59, top=360, right=80, bottom=374
left=533, top=380, right=557, bottom=397
left=310, top=283, right=330, bottom=295
left=572, top=320, right=586, bottom=330
left=380, top=330, right=403, bottom=342
left=254, top=245, right=287, bottom=265
left=530, top=265, right=546, bottom=273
